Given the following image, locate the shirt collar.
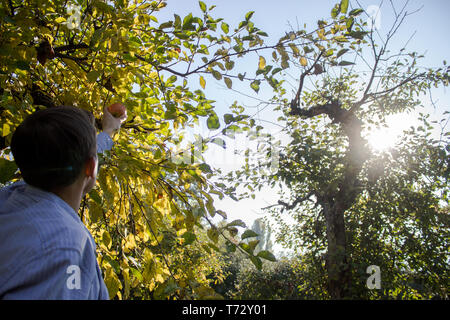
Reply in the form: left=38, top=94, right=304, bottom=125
left=22, top=181, right=79, bottom=219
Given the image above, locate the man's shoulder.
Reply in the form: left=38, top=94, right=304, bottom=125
left=0, top=181, right=94, bottom=256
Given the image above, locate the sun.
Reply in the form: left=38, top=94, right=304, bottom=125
left=366, top=127, right=398, bottom=152
left=364, top=113, right=418, bottom=152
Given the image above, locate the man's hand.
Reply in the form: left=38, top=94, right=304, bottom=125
left=102, top=104, right=127, bottom=137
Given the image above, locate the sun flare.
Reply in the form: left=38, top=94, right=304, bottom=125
left=366, top=127, right=399, bottom=152
left=364, top=113, right=418, bottom=152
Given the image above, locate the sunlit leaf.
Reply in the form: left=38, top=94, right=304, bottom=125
left=258, top=56, right=266, bottom=70
left=250, top=80, right=260, bottom=93
left=199, top=1, right=207, bottom=12
left=207, top=112, right=220, bottom=130
left=300, top=56, right=308, bottom=66
left=340, top=0, right=349, bottom=14
left=199, top=75, right=206, bottom=89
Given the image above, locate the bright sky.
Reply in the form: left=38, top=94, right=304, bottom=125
left=156, top=1, right=450, bottom=254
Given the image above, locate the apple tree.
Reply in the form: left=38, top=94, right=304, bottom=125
left=223, top=0, right=449, bottom=299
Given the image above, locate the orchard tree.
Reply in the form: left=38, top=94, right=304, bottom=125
left=225, top=1, right=449, bottom=298
left=0, top=0, right=285, bottom=299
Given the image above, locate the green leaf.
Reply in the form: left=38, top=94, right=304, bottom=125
left=271, top=67, right=282, bottom=75
left=346, top=17, right=354, bottom=31
left=239, top=242, right=252, bottom=254
left=340, top=0, right=349, bottom=14
left=102, top=230, right=112, bottom=249
left=248, top=240, right=260, bottom=252
left=207, top=227, right=219, bottom=243
left=211, top=137, right=226, bottom=149
left=227, top=227, right=238, bottom=237
left=225, top=241, right=236, bottom=253
left=257, top=250, right=277, bottom=262
left=331, top=4, right=340, bottom=18
left=256, top=31, right=268, bottom=37
left=211, top=70, right=222, bottom=80
left=0, top=158, right=17, bottom=184
left=221, top=22, right=229, bottom=34
left=224, top=77, right=232, bottom=89
left=88, top=189, right=102, bottom=205
left=87, top=70, right=101, bottom=83
left=224, top=113, right=234, bottom=124
left=241, top=229, right=259, bottom=240
left=338, top=60, right=355, bottom=66
left=336, top=48, right=349, bottom=58
left=182, top=231, right=197, bottom=245
left=349, top=8, right=364, bottom=16
left=225, top=60, right=235, bottom=70
left=173, top=14, right=181, bottom=27
left=245, top=11, right=255, bottom=21
left=227, top=219, right=247, bottom=228
left=198, top=163, right=213, bottom=173
left=199, top=1, right=207, bottom=12
left=249, top=255, right=262, bottom=270
left=182, top=13, right=194, bottom=29
left=250, top=80, right=260, bottom=93
left=216, top=210, right=227, bottom=219
left=89, top=28, right=104, bottom=47
left=207, top=112, right=220, bottom=130
left=130, top=268, right=143, bottom=282
left=348, top=30, right=368, bottom=40
left=159, top=21, right=173, bottom=29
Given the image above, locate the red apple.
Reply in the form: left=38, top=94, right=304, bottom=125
left=107, top=103, right=126, bottom=118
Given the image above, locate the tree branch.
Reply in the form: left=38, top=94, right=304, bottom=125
left=54, top=43, right=90, bottom=52
left=263, top=191, right=316, bottom=211
left=290, top=51, right=324, bottom=113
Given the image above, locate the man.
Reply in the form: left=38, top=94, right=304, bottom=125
left=0, top=104, right=127, bottom=299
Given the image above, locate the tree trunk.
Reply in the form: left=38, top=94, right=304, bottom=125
left=290, top=100, right=369, bottom=299
left=323, top=202, right=351, bottom=299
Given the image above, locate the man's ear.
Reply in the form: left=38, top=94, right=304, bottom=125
left=84, top=156, right=97, bottom=178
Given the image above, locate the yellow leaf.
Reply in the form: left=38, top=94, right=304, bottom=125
left=55, top=17, right=66, bottom=24
left=317, top=28, right=326, bottom=40
left=101, top=230, right=112, bottom=249
left=2, top=123, right=10, bottom=137
left=123, top=234, right=137, bottom=252
left=300, top=57, right=308, bottom=67
left=104, top=267, right=122, bottom=299
left=258, top=56, right=266, bottom=70
left=199, top=75, right=206, bottom=89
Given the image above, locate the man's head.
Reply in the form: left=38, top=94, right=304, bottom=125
left=11, top=106, right=98, bottom=193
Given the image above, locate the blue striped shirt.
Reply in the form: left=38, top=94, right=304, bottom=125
left=0, top=132, right=113, bottom=299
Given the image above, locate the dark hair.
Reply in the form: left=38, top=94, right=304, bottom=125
left=11, top=105, right=97, bottom=191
